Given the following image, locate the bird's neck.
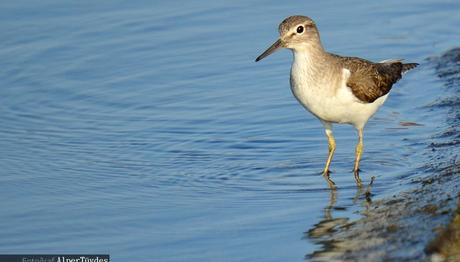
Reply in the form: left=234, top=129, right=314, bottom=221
left=290, top=45, right=344, bottom=94
left=292, top=42, right=328, bottom=67
left=291, top=46, right=330, bottom=82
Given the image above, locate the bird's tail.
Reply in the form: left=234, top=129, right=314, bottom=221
left=380, top=59, right=419, bottom=74
left=402, top=63, right=419, bottom=74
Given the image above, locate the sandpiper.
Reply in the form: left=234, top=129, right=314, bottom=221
left=255, top=16, right=418, bottom=187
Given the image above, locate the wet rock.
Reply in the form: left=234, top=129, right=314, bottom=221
left=420, top=204, right=438, bottom=216
left=386, top=224, right=399, bottom=233
left=425, top=202, right=460, bottom=261
left=423, top=178, right=434, bottom=186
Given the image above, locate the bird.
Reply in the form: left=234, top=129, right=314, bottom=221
left=255, top=15, right=418, bottom=187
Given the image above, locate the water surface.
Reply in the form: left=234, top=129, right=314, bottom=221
left=1, top=0, right=460, bottom=261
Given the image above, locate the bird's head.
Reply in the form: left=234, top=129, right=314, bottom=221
left=255, top=16, right=321, bottom=62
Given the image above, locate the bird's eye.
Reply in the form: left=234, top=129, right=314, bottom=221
left=296, top=25, right=304, bottom=34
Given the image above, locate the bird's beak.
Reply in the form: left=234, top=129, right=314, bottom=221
left=255, top=38, right=283, bottom=62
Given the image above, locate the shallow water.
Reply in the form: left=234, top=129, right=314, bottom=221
left=1, top=0, right=460, bottom=261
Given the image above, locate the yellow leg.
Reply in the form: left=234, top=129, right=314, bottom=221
left=322, top=124, right=336, bottom=188
left=323, top=128, right=336, bottom=175
left=353, top=128, right=364, bottom=186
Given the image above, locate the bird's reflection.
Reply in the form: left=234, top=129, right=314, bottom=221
left=305, top=177, right=375, bottom=260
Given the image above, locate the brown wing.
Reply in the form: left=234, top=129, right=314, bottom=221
left=332, top=55, right=418, bottom=103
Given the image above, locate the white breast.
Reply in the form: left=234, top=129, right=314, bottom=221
left=290, top=54, right=387, bottom=129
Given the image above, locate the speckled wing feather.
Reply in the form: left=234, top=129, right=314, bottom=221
left=331, top=54, right=418, bottom=103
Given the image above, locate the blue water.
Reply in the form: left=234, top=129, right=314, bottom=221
left=1, top=0, right=460, bottom=261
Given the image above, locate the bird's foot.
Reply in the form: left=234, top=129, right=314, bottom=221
left=353, top=169, right=363, bottom=187
left=322, top=170, right=336, bottom=189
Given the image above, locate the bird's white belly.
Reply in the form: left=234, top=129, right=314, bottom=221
left=290, top=75, right=387, bottom=128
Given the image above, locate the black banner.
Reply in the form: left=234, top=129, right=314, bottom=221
left=0, top=255, right=109, bottom=262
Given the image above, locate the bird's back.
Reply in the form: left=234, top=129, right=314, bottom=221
left=330, top=54, right=418, bottom=103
